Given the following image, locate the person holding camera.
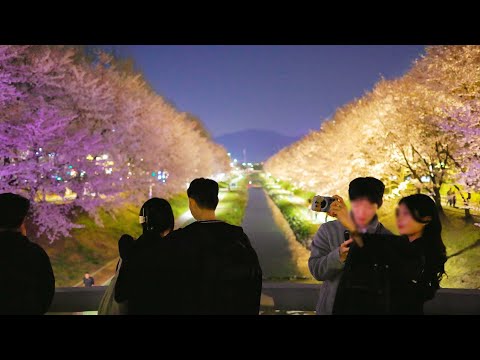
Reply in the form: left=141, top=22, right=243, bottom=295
left=308, top=177, right=392, bottom=315
left=329, top=193, right=447, bottom=314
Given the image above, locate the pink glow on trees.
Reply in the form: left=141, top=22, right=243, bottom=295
left=444, top=101, right=480, bottom=191
left=0, top=45, right=230, bottom=241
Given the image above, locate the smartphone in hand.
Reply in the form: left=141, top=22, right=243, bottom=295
left=344, top=230, right=351, bottom=247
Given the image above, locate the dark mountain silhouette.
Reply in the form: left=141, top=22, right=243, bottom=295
left=215, top=129, right=300, bottom=163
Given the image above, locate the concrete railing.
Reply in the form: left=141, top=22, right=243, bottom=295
left=260, top=282, right=480, bottom=315
left=48, top=282, right=480, bottom=315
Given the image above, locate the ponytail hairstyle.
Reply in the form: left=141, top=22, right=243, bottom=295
left=139, top=198, right=174, bottom=236
left=398, top=194, right=447, bottom=285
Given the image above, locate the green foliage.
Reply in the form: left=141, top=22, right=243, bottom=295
left=217, top=178, right=248, bottom=226
left=218, top=181, right=229, bottom=189
left=168, top=192, right=190, bottom=219
left=261, top=176, right=317, bottom=246
left=47, top=203, right=142, bottom=286
left=293, top=188, right=316, bottom=201
left=269, top=195, right=314, bottom=244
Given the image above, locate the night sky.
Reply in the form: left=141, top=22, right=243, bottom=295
left=106, top=45, right=426, bottom=138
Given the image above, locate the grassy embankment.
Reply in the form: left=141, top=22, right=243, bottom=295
left=377, top=200, right=480, bottom=289
left=260, top=174, right=319, bottom=247
left=216, top=177, right=249, bottom=226
left=43, top=192, right=189, bottom=287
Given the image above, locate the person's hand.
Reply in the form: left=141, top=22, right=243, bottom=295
left=339, top=239, right=353, bottom=262
left=327, top=195, right=356, bottom=231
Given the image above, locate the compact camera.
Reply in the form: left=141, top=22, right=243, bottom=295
left=311, top=195, right=336, bottom=212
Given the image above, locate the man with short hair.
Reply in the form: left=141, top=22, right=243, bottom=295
left=308, top=177, right=392, bottom=315
left=172, top=178, right=263, bottom=314
left=0, top=193, right=55, bottom=314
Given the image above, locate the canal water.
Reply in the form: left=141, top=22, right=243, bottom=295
left=242, top=187, right=309, bottom=280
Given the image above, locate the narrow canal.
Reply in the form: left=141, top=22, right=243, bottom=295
left=242, top=187, right=310, bottom=280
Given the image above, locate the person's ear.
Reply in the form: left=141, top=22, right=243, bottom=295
left=20, top=221, right=27, bottom=236
left=162, top=228, right=172, bottom=237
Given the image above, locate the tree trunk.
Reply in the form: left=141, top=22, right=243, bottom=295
left=464, top=207, right=474, bottom=223
left=433, top=187, right=446, bottom=218
left=453, top=186, right=474, bottom=223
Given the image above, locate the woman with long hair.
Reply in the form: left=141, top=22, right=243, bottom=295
left=99, top=197, right=175, bottom=315
left=329, top=193, right=447, bottom=315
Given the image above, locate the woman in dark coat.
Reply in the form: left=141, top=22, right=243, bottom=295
left=328, top=193, right=447, bottom=315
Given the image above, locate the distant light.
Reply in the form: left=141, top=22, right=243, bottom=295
left=86, top=154, right=94, bottom=161
left=233, top=159, right=237, bottom=162
left=140, top=158, right=144, bottom=162
left=101, top=154, right=108, bottom=160
left=152, top=172, right=157, bottom=177
left=39, top=148, right=42, bottom=152
left=420, top=176, right=431, bottom=183
left=68, top=165, right=73, bottom=169
left=227, top=153, right=231, bottom=156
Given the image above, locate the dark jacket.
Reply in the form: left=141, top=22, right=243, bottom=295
left=308, top=214, right=392, bottom=315
left=83, top=277, right=94, bottom=287
left=115, top=232, right=182, bottom=314
left=333, top=234, right=440, bottom=315
left=0, top=230, right=55, bottom=315
left=172, top=220, right=263, bottom=315
left=115, top=220, right=262, bottom=315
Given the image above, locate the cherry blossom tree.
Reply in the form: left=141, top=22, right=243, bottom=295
left=441, top=101, right=480, bottom=221
left=444, top=101, right=480, bottom=190
left=0, top=45, right=230, bottom=241
left=266, top=45, right=480, bottom=219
